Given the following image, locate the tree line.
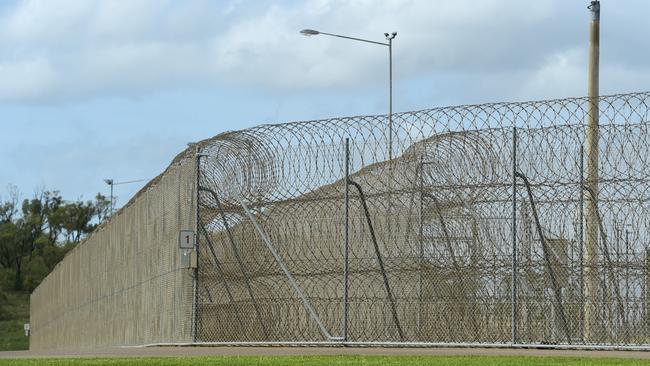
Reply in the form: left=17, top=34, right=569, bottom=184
left=0, top=186, right=111, bottom=293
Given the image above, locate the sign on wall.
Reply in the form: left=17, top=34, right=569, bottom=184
left=179, top=230, right=195, bottom=249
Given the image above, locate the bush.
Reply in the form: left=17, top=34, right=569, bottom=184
left=41, top=243, right=74, bottom=271
left=0, top=268, right=13, bottom=291
left=22, top=256, right=49, bottom=292
left=0, top=289, right=9, bottom=321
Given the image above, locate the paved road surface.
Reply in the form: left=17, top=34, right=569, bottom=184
left=2, top=346, right=650, bottom=359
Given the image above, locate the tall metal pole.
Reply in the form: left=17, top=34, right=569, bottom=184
left=584, top=0, right=600, bottom=342
left=343, top=138, right=350, bottom=341
left=511, top=127, right=518, bottom=344
left=300, top=29, right=396, bottom=161
left=384, top=31, right=396, bottom=161
left=385, top=33, right=396, bottom=264
left=110, top=183, right=114, bottom=213
left=388, top=36, right=393, bottom=161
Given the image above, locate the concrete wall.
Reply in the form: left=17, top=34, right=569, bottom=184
left=30, top=156, right=197, bottom=350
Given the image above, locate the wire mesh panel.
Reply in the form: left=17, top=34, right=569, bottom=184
left=196, top=92, right=650, bottom=346
left=28, top=91, right=650, bottom=349
left=29, top=154, right=197, bottom=350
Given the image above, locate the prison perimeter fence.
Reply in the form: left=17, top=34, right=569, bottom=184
left=29, top=151, right=197, bottom=350
left=31, top=91, right=650, bottom=350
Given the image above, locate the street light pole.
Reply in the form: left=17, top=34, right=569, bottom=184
left=103, top=179, right=114, bottom=213
left=386, top=32, right=396, bottom=161
left=103, top=178, right=148, bottom=214
left=301, top=28, right=397, bottom=341
left=300, top=29, right=397, bottom=160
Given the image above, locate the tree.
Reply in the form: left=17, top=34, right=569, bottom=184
left=93, top=194, right=111, bottom=225
left=0, top=192, right=18, bottom=224
left=0, top=187, right=112, bottom=292
left=0, top=288, right=8, bottom=321
left=42, top=191, right=64, bottom=245
left=0, top=221, right=20, bottom=288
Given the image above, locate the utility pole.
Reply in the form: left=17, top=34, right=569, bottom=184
left=386, top=32, right=396, bottom=161
left=584, top=0, right=600, bottom=342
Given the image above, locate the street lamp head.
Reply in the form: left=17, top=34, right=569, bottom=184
left=300, top=29, right=320, bottom=36
left=104, top=179, right=113, bottom=185
left=385, top=32, right=397, bottom=40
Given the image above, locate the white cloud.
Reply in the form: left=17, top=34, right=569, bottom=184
left=209, top=0, right=562, bottom=89
left=520, top=48, right=587, bottom=100
left=2, top=0, right=94, bottom=43
left=0, top=58, right=57, bottom=101
left=0, top=0, right=648, bottom=103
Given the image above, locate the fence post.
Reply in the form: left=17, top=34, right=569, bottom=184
left=511, top=127, right=518, bottom=344
left=344, top=138, right=350, bottom=342
left=579, top=145, right=585, bottom=340
left=417, top=159, right=424, bottom=338
left=645, top=249, right=649, bottom=335
left=192, top=151, right=201, bottom=343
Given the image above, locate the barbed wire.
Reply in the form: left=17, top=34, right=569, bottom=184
left=196, top=91, right=650, bottom=345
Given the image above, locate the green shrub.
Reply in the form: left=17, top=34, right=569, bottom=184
left=0, top=290, right=7, bottom=321
left=22, top=256, right=49, bottom=293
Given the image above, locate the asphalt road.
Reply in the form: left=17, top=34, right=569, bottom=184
left=2, top=346, right=650, bottom=359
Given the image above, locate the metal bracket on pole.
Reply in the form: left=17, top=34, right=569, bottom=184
left=234, top=194, right=343, bottom=341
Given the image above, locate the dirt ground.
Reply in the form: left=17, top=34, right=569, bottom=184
left=1, top=346, right=650, bottom=359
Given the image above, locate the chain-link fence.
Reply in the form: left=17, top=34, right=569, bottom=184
left=30, top=152, right=197, bottom=350
left=30, top=91, right=650, bottom=350
left=196, top=91, right=650, bottom=346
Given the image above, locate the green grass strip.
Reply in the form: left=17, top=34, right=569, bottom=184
left=1, top=356, right=650, bottom=366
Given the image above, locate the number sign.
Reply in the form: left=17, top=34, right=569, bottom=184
left=179, top=230, right=195, bottom=249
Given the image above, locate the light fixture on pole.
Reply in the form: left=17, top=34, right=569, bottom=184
left=103, top=178, right=148, bottom=214
left=300, top=29, right=397, bottom=160
left=103, top=179, right=114, bottom=213
left=301, top=28, right=398, bottom=342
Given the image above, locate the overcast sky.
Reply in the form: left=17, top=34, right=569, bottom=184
left=1, top=0, right=649, bottom=209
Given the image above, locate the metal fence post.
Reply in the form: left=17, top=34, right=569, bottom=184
left=511, top=127, right=518, bottom=344
left=645, top=249, right=649, bottom=335
left=417, top=159, right=424, bottom=338
left=192, top=151, right=201, bottom=343
left=344, top=138, right=350, bottom=341
left=579, top=145, right=585, bottom=339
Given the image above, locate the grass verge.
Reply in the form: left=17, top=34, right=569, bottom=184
left=0, top=291, right=29, bottom=351
left=1, top=356, right=650, bottom=366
